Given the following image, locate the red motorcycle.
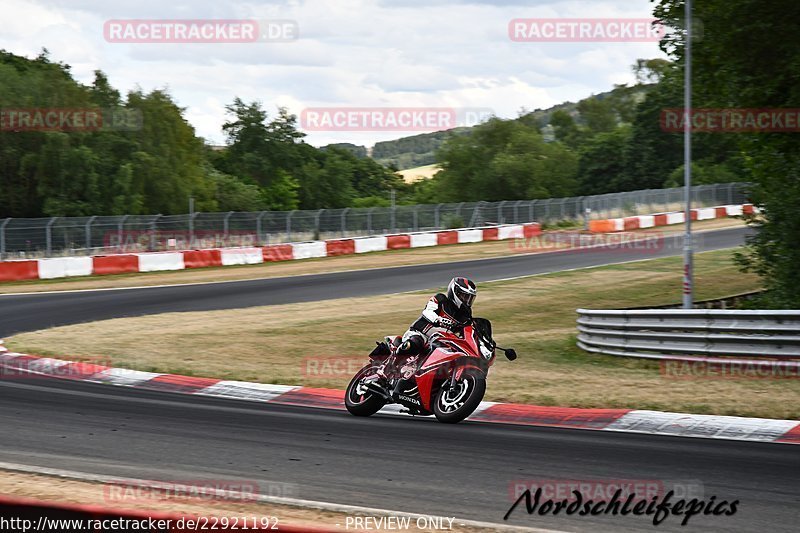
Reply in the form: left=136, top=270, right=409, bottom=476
left=345, top=318, right=517, bottom=423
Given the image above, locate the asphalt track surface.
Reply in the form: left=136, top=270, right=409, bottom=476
left=0, top=379, right=795, bottom=532
left=3, top=225, right=797, bottom=532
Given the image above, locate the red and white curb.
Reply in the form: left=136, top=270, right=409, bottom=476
left=0, top=223, right=542, bottom=283
left=588, top=203, right=757, bottom=233
left=1, top=342, right=797, bottom=445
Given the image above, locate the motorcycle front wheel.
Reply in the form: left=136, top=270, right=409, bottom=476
left=345, top=364, right=387, bottom=417
left=433, top=370, right=486, bottom=424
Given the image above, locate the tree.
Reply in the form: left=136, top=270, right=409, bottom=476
left=577, top=126, right=632, bottom=195
left=432, top=118, right=578, bottom=202
left=654, top=0, right=800, bottom=307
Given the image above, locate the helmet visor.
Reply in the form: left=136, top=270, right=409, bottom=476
left=458, top=290, right=476, bottom=308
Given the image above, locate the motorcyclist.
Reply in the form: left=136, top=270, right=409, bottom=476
left=399, top=276, right=477, bottom=357
left=381, top=277, right=477, bottom=399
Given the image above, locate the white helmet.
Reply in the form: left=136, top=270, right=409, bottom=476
left=447, top=277, right=477, bottom=310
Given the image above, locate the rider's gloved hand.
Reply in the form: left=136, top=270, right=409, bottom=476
left=398, top=340, right=415, bottom=354
left=398, top=335, right=424, bottom=356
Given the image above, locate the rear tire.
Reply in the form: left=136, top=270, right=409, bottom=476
left=433, top=371, right=486, bottom=424
left=345, top=364, right=386, bottom=417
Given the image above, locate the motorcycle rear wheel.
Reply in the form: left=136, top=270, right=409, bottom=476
left=433, top=371, right=486, bottom=424
left=345, top=364, right=387, bottom=417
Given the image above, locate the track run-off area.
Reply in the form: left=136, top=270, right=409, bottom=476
left=2, top=225, right=797, bottom=532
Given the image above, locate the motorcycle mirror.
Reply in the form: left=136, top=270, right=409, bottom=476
left=504, top=349, right=517, bottom=361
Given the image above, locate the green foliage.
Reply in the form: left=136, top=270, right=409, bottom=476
left=654, top=0, right=800, bottom=307
left=442, top=214, right=464, bottom=229
left=0, top=51, right=402, bottom=217
left=372, top=129, right=470, bottom=170
left=352, top=196, right=391, bottom=208
left=577, top=126, right=632, bottom=195
left=429, top=117, right=578, bottom=203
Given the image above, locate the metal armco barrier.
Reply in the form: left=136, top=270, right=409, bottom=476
left=576, top=309, right=800, bottom=360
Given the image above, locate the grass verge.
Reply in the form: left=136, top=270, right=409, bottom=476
left=9, top=248, right=797, bottom=420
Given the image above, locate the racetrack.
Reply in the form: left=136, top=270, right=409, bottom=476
left=0, top=377, right=795, bottom=532
left=0, top=226, right=750, bottom=337
left=4, top=225, right=795, bottom=532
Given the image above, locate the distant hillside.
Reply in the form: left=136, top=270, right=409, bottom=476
left=370, top=85, right=651, bottom=170
left=321, top=143, right=368, bottom=158
left=371, top=128, right=473, bottom=169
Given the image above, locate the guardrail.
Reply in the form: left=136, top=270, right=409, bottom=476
left=576, top=309, right=800, bottom=361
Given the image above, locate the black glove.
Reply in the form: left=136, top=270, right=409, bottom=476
left=398, top=336, right=424, bottom=356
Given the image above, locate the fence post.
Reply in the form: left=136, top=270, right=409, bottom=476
left=528, top=200, right=535, bottom=222
left=116, top=215, right=128, bottom=253
left=497, top=201, right=506, bottom=224
left=434, top=204, right=442, bottom=229
left=286, top=210, right=296, bottom=242
left=468, top=202, right=482, bottom=227
left=727, top=183, right=733, bottom=205
left=149, top=215, right=162, bottom=251
left=365, top=207, right=374, bottom=234
left=314, top=209, right=325, bottom=240
left=0, top=218, right=10, bottom=260
left=455, top=202, right=465, bottom=227
left=223, top=211, right=234, bottom=244
left=256, top=211, right=267, bottom=245
left=340, top=208, right=350, bottom=237
left=188, top=212, right=195, bottom=248
left=514, top=200, right=524, bottom=223
left=85, top=215, right=97, bottom=254
left=46, top=217, right=58, bottom=257
left=413, top=205, right=419, bottom=231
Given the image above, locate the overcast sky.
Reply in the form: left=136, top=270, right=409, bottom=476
left=2, top=0, right=666, bottom=147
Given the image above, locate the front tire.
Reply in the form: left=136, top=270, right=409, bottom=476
left=433, top=371, right=486, bottom=424
left=345, top=364, right=386, bottom=417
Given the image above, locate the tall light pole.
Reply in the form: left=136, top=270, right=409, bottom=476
left=682, top=0, right=694, bottom=309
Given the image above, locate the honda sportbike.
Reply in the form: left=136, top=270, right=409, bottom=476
left=345, top=318, right=517, bottom=423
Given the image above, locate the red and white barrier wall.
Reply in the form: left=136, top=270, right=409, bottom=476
left=0, top=223, right=541, bottom=283
left=588, top=203, right=757, bottom=233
